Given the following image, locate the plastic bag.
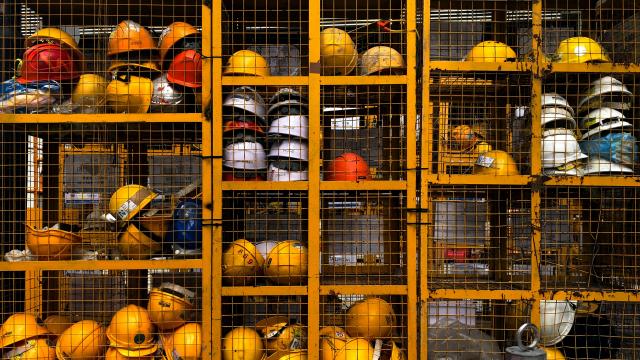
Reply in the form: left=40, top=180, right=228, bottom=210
left=580, top=131, right=638, bottom=166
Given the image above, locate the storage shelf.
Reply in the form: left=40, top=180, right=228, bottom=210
left=0, top=113, right=203, bottom=124
left=0, top=259, right=203, bottom=271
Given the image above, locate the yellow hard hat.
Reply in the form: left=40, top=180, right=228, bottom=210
left=319, top=326, right=349, bottom=360
left=25, top=28, right=83, bottom=60
left=223, top=50, right=270, bottom=77
left=358, top=46, right=405, bottom=76
left=222, top=239, right=265, bottom=285
left=382, top=340, right=406, bottom=360
left=265, top=350, right=308, bottom=360
left=345, top=297, right=396, bottom=340
left=108, top=62, right=161, bottom=76
left=106, top=305, right=158, bottom=356
left=475, top=141, right=493, bottom=154
left=543, top=347, right=566, bottom=360
left=320, top=28, right=357, bottom=76
left=109, top=184, right=157, bottom=221
left=55, top=320, right=107, bottom=360
left=554, top=36, right=610, bottom=64
left=105, top=347, right=155, bottom=360
left=0, top=313, right=50, bottom=348
left=72, top=74, right=108, bottom=107
left=118, top=223, right=162, bottom=260
left=256, top=317, right=306, bottom=354
left=43, top=315, right=72, bottom=338
left=473, top=150, right=520, bottom=176
left=108, top=20, right=157, bottom=56
left=162, top=323, right=201, bottom=360
left=334, top=338, right=374, bottom=360
left=464, top=41, right=517, bottom=62
left=25, top=224, right=82, bottom=260
left=222, top=327, right=264, bottom=360
left=450, top=125, right=480, bottom=151
left=158, top=22, right=200, bottom=64
left=106, top=74, right=154, bottom=114
left=3, top=338, right=56, bottom=360
left=147, top=283, right=195, bottom=330
left=264, top=240, right=308, bottom=285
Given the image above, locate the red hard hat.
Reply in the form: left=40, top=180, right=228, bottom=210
left=16, top=43, right=82, bottom=84
left=223, top=119, right=265, bottom=135
left=166, top=49, right=202, bottom=88
left=325, top=152, right=371, bottom=181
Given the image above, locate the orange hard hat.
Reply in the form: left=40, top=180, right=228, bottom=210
left=324, top=152, right=371, bottom=181
left=166, top=50, right=202, bottom=88
left=158, top=22, right=200, bottom=63
left=108, top=20, right=157, bottom=56
left=16, top=44, right=82, bottom=84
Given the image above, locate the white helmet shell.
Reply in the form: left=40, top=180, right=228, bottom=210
left=542, top=93, right=574, bottom=116
left=255, top=241, right=278, bottom=260
left=583, top=155, right=634, bottom=175
left=268, top=140, right=309, bottom=161
left=540, top=300, right=578, bottom=346
left=267, top=163, right=308, bottom=182
left=577, top=76, right=633, bottom=114
left=541, top=107, right=577, bottom=129
left=268, top=115, right=309, bottom=139
left=222, top=86, right=267, bottom=120
left=541, top=129, right=587, bottom=168
left=223, top=141, right=268, bottom=170
left=580, top=107, right=632, bottom=139
left=150, top=74, right=184, bottom=113
left=268, top=88, right=307, bottom=106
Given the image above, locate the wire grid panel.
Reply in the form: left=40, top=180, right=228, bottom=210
left=221, top=191, right=308, bottom=287
left=542, top=1, right=640, bottom=65
left=429, top=72, right=531, bottom=175
left=320, top=190, right=406, bottom=284
left=0, top=123, right=202, bottom=260
left=221, top=1, right=308, bottom=76
left=0, top=1, right=202, bottom=114
left=321, top=85, right=407, bottom=180
left=320, top=294, right=408, bottom=359
left=221, top=295, right=308, bottom=356
left=429, top=1, right=533, bottom=61
left=427, top=186, right=532, bottom=290
left=0, top=268, right=202, bottom=357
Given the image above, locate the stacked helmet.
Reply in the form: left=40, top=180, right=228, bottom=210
left=223, top=87, right=267, bottom=124
left=109, top=185, right=157, bottom=222
left=106, top=305, right=157, bottom=356
left=25, top=224, right=82, bottom=260
left=118, top=222, right=162, bottom=259
left=106, top=73, right=154, bottom=113
left=464, top=41, right=517, bottom=62
left=222, top=239, right=265, bottom=285
left=224, top=119, right=265, bottom=140
left=43, top=315, right=72, bottom=337
left=268, top=115, right=309, bottom=141
left=0, top=313, right=50, bottom=348
left=319, top=326, right=349, bottom=360
left=358, top=46, right=405, bottom=75
left=148, top=283, right=195, bottom=330
left=267, top=140, right=309, bottom=182
left=56, top=320, right=107, bottom=360
left=473, top=150, right=520, bottom=175
left=167, top=49, right=202, bottom=88
left=108, top=20, right=156, bottom=56
left=541, top=93, right=577, bottom=130
left=541, top=129, right=587, bottom=176
left=25, top=28, right=83, bottom=61
left=554, top=37, right=610, bottom=64
left=577, top=76, right=633, bottom=114
left=268, top=88, right=308, bottom=116
left=583, top=155, right=634, bottom=175
left=72, top=74, right=108, bottom=107
left=256, top=316, right=307, bottom=354
left=325, top=152, right=371, bottom=181
left=149, top=74, right=184, bottom=113
left=223, top=50, right=270, bottom=77
left=345, top=297, right=395, bottom=340
left=158, top=22, right=201, bottom=66
left=170, top=199, right=202, bottom=254
left=161, top=323, right=201, bottom=360
left=320, top=28, right=357, bottom=75
left=264, top=240, right=308, bottom=284
left=579, top=107, right=632, bottom=140
left=223, top=141, right=268, bottom=172
left=540, top=300, right=578, bottom=346
left=333, top=338, right=374, bottom=360
left=4, top=338, right=56, bottom=360
left=16, top=44, right=82, bottom=84
left=221, top=327, right=264, bottom=360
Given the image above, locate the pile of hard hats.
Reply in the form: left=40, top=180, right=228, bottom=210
left=540, top=93, right=588, bottom=176
left=577, top=76, right=637, bottom=175
left=0, top=313, right=57, bottom=360
left=267, top=88, right=309, bottom=181
left=222, top=239, right=308, bottom=285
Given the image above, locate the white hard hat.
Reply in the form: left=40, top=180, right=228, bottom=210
left=542, top=93, right=575, bottom=116
left=583, top=155, right=634, bottom=175
left=223, top=141, right=268, bottom=170
left=268, top=140, right=309, bottom=161
left=541, top=129, right=587, bottom=168
left=580, top=107, right=632, bottom=139
left=255, top=241, right=278, bottom=260
left=540, top=300, right=577, bottom=346
left=223, top=86, right=267, bottom=121
left=577, top=76, right=633, bottom=114
left=268, top=115, right=309, bottom=140
left=149, top=74, right=184, bottom=113
left=267, top=163, right=308, bottom=182
left=269, top=88, right=307, bottom=106
left=541, top=107, right=577, bottom=130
